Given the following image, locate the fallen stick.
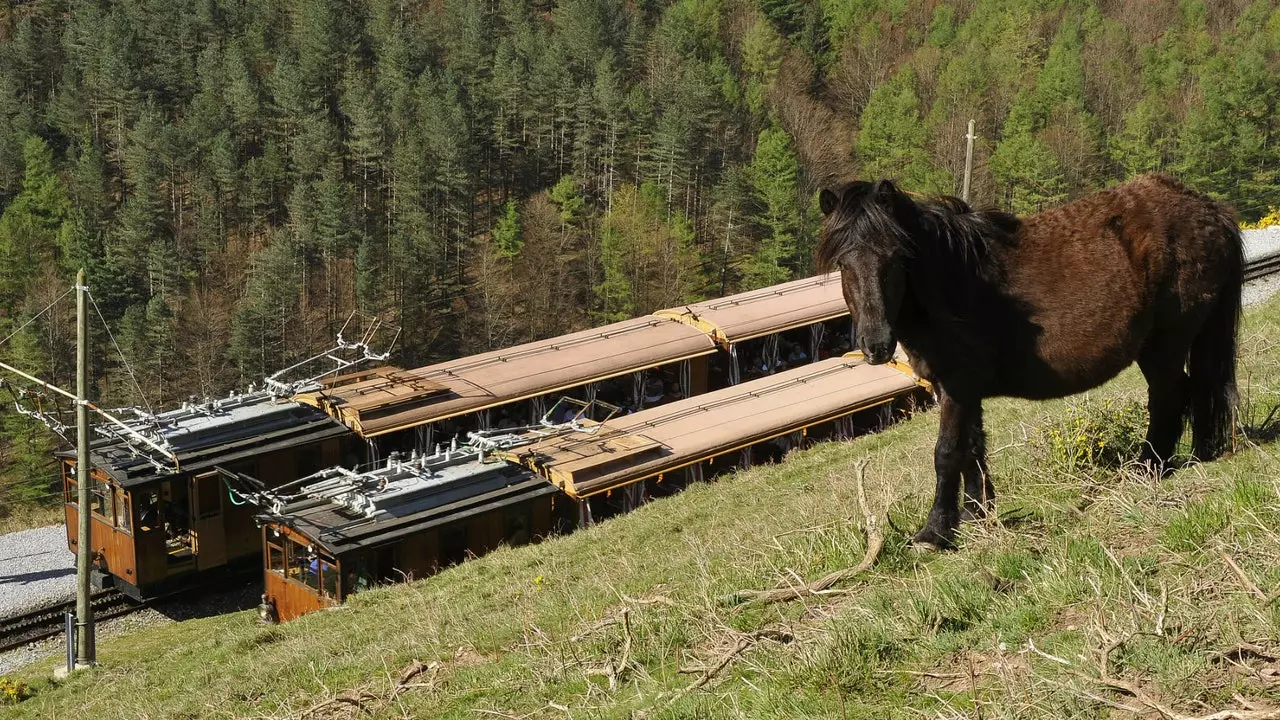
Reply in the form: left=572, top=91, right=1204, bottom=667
left=724, top=458, right=882, bottom=605
left=665, top=629, right=791, bottom=707
left=1222, top=553, right=1268, bottom=602
left=1082, top=634, right=1280, bottom=720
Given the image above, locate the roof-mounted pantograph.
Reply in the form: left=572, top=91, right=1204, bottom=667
left=0, top=285, right=399, bottom=475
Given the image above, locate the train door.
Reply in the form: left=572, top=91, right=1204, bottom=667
left=192, top=471, right=229, bottom=570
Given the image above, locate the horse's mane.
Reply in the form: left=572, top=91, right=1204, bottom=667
left=816, top=180, right=1020, bottom=281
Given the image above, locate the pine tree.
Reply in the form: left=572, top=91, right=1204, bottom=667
left=0, top=136, right=72, bottom=310
left=493, top=198, right=522, bottom=258
left=857, top=68, right=952, bottom=194
left=743, top=124, right=801, bottom=289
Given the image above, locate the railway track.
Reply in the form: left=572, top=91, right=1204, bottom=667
left=1245, top=250, right=1280, bottom=283
left=0, top=590, right=140, bottom=654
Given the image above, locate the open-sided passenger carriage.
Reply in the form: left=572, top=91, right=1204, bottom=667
left=254, top=354, right=931, bottom=622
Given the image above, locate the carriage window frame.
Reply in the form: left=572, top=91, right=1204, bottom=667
left=114, top=487, right=132, bottom=533
left=267, top=542, right=285, bottom=575
left=196, top=474, right=223, bottom=519
left=90, top=476, right=113, bottom=524
left=320, top=559, right=339, bottom=598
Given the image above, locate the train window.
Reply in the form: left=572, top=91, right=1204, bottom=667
left=115, top=488, right=131, bottom=532
left=320, top=560, right=338, bottom=598
left=284, top=538, right=305, bottom=582
left=302, top=554, right=322, bottom=592
left=197, top=476, right=222, bottom=519
left=65, top=475, right=77, bottom=505
left=344, top=557, right=373, bottom=595
left=90, top=477, right=112, bottom=521
left=137, top=492, right=159, bottom=532
left=267, top=543, right=285, bottom=574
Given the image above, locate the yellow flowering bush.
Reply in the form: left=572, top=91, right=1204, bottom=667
left=1240, top=208, right=1280, bottom=229
left=1, top=676, right=31, bottom=704
left=1030, top=398, right=1149, bottom=474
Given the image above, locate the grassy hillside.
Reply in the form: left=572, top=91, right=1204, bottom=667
left=7, top=296, right=1280, bottom=718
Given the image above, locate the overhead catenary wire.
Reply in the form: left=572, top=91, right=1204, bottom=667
left=87, top=290, right=154, bottom=415
left=0, top=287, right=76, bottom=350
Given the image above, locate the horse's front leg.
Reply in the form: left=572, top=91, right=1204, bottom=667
left=961, top=405, right=995, bottom=521
left=914, top=388, right=976, bottom=549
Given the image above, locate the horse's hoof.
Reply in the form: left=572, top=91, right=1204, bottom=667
left=911, top=525, right=956, bottom=551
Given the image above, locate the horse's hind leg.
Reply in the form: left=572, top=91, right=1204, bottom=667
left=1137, top=340, right=1191, bottom=473
left=961, top=405, right=995, bottom=521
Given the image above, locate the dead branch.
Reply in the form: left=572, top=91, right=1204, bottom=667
left=1081, top=634, right=1280, bottom=720
left=1215, top=644, right=1280, bottom=664
left=296, top=659, right=439, bottom=719
left=585, top=608, right=635, bottom=692
left=1222, top=553, right=1269, bottom=602
left=662, top=628, right=793, bottom=709
left=724, top=458, right=882, bottom=605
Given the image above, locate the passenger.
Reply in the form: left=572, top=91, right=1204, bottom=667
left=643, top=377, right=664, bottom=406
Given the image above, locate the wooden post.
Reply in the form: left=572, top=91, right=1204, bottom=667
left=75, top=268, right=95, bottom=668
left=962, top=119, right=975, bottom=203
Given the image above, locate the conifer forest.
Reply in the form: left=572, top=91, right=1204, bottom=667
left=1, top=0, right=1279, bottom=502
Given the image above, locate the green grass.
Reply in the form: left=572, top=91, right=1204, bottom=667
left=8, top=295, right=1280, bottom=719
left=0, top=503, right=63, bottom=536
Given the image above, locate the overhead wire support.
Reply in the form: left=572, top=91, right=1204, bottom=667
left=0, top=282, right=181, bottom=474
left=262, top=311, right=402, bottom=397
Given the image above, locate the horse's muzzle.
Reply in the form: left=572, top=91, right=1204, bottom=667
left=866, top=346, right=894, bottom=365
left=859, top=335, right=895, bottom=365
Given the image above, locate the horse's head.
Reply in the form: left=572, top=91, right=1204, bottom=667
left=816, top=179, right=914, bottom=365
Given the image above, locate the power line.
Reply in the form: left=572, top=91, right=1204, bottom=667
left=0, top=287, right=75, bottom=350
left=87, top=290, right=154, bottom=414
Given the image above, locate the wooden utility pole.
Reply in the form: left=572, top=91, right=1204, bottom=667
left=74, top=268, right=95, bottom=668
left=962, top=119, right=976, bottom=203
left=720, top=210, right=732, bottom=297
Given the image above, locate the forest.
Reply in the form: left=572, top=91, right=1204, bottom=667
left=0, top=0, right=1278, bottom=504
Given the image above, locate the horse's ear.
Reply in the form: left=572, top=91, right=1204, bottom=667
left=875, top=179, right=897, bottom=198
left=819, top=188, right=839, bottom=215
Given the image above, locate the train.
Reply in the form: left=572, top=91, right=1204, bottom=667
left=61, top=272, right=905, bottom=604
left=248, top=352, right=930, bottom=621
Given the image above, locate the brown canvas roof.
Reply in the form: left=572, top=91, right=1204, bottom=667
left=501, top=354, right=924, bottom=498
left=296, top=317, right=717, bottom=437
left=654, top=272, right=846, bottom=346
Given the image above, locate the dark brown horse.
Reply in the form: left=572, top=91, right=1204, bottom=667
left=817, top=173, right=1244, bottom=549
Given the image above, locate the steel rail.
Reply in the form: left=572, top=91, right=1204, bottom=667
left=0, top=590, right=138, bottom=654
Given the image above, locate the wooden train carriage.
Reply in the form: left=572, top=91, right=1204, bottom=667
left=254, top=452, right=560, bottom=622
left=294, top=316, right=720, bottom=455
left=655, top=271, right=852, bottom=387
left=60, top=393, right=356, bottom=600
left=501, top=353, right=930, bottom=524
left=295, top=275, right=858, bottom=457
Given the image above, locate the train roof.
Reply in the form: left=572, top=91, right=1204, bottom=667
left=501, top=354, right=924, bottom=499
left=256, top=452, right=555, bottom=556
left=63, top=393, right=351, bottom=487
left=294, top=316, right=718, bottom=438
left=654, top=272, right=847, bottom=346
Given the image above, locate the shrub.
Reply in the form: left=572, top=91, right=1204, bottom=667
left=0, top=676, right=31, bottom=704
left=1029, top=397, right=1149, bottom=474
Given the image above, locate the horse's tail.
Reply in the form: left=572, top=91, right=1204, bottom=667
left=1188, top=211, right=1244, bottom=461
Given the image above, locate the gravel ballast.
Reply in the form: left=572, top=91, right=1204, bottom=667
left=1243, top=226, right=1280, bottom=262
left=0, top=525, right=74, bottom=618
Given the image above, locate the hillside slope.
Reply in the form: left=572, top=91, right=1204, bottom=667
left=9, top=295, right=1280, bottom=718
